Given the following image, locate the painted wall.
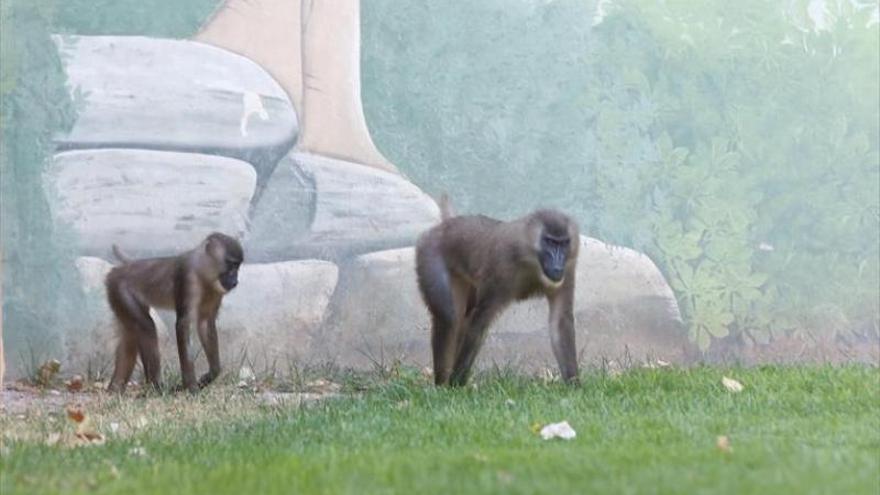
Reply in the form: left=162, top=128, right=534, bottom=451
left=1, top=0, right=877, bottom=382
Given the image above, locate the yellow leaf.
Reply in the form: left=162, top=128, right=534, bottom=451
left=716, top=435, right=732, bottom=453
left=66, top=405, right=85, bottom=424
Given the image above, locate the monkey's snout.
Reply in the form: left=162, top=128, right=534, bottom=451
left=220, top=273, right=238, bottom=291
left=545, top=267, right=565, bottom=282
left=541, top=254, right=566, bottom=282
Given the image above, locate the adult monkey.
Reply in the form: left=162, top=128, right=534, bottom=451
left=416, top=196, right=580, bottom=386
left=105, top=233, right=243, bottom=393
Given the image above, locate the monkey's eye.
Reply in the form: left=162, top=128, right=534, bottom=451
left=543, top=236, right=569, bottom=248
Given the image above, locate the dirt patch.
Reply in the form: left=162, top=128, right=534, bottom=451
left=0, top=382, right=341, bottom=447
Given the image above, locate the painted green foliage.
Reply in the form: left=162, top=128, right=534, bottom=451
left=585, top=1, right=879, bottom=348
left=363, top=0, right=880, bottom=349
left=1, top=0, right=80, bottom=362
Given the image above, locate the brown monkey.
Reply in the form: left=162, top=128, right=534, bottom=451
left=416, top=198, right=580, bottom=386
left=105, top=233, right=243, bottom=393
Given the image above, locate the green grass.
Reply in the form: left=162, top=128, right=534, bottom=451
left=2, top=366, right=879, bottom=494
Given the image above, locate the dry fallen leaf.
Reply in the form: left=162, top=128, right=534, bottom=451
left=716, top=435, right=732, bottom=453
left=66, top=375, right=84, bottom=392
left=305, top=379, right=342, bottom=394
left=45, top=432, right=61, bottom=447
left=722, top=376, right=744, bottom=393
left=605, top=360, right=623, bottom=378
left=541, top=368, right=559, bottom=383
left=539, top=421, right=577, bottom=440
left=237, top=366, right=256, bottom=388
left=135, top=416, right=149, bottom=429
left=66, top=405, right=86, bottom=424
left=66, top=404, right=105, bottom=446
left=36, top=359, right=61, bottom=387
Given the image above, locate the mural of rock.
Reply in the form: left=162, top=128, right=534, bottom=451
left=245, top=152, right=440, bottom=261
left=70, top=257, right=338, bottom=379
left=45, top=149, right=256, bottom=258
left=52, top=35, right=298, bottom=177
left=219, top=260, right=339, bottom=369
left=319, top=236, right=694, bottom=369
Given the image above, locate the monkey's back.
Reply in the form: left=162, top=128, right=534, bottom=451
left=416, top=214, right=509, bottom=281
left=105, top=255, right=181, bottom=309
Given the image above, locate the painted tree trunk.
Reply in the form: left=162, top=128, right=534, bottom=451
left=195, top=0, right=397, bottom=173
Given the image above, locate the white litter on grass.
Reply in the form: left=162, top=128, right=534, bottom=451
left=540, top=421, right=577, bottom=440
left=722, top=376, right=744, bottom=393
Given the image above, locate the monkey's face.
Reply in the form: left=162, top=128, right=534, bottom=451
left=538, top=232, right=571, bottom=285
left=204, top=233, right=243, bottom=294
left=218, top=257, right=241, bottom=292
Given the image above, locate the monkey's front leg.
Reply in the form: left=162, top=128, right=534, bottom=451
left=547, top=279, right=579, bottom=384
left=175, top=308, right=199, bottom=393
left=197, top=314, right=222, bottom=388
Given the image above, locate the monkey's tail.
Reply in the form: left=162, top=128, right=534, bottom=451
left=438, top=193, right=455, bottom=221
left=111, top=244, right=131, bottom=264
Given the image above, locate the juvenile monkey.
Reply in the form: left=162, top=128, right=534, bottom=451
left=416, top=198, right=580, bottom=386
left=105, top=233, right=243, bottom=393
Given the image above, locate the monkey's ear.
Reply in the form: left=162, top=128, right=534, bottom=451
left=205, top=235, right=225, bottom=260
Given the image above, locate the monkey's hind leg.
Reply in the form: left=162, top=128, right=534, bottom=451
left=108, top=334, right=138, bottom=393
left=417, top=253, right=462, bottom=386
left=134, top=309, right=162, bottom=392
left=107, top=286, right=152, bottom=393
left=449, top=296, right=502, bottom=387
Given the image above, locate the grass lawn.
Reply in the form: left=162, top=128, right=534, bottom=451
left=1, top=365, right=878, bottom=494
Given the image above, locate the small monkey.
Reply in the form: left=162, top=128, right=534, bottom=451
left=105, top=233, right=243, bottom=393
left=416, top=197, right=580, bottom=386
